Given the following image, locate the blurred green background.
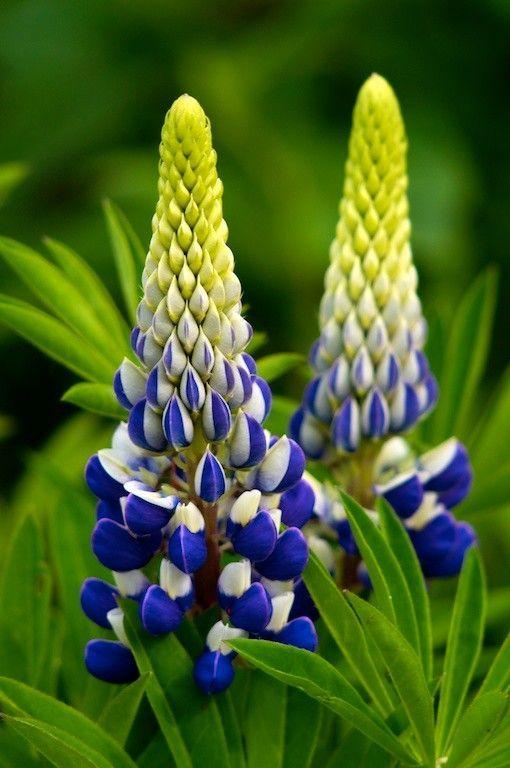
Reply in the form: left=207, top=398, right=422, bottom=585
left=1, top=0, right=509, bottom=492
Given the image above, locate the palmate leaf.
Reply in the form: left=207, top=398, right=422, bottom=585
left=303, top=552, right=394, bottom=717
left=123, top=600, right=230, bottom=768
left=230, top=639, right=417, bottom=765
left=431, top=269, right=497, bottom=442
left=44, top=236, right=131, bottom=355
left=62, top=382, right=127, bottom=420
left=0, top=678, right=137, bottom=768
left=436, top=548, right=487, bottom=754
left=256, top=352, right=305, bottom=382
left=376, top=498, right=433, bottom=681
left=98, top=673, right=149, bottom=747
left=0, top=295, right=114, bottom=383
left=103, top=199, right=142, bottom=324
left=0, top=236, right=122, bottom=364
left=346, top=594, right=435, bottom=767
left=341, top=492, right=421, bottom=655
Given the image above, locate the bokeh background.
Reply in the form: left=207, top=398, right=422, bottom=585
left=1, top=0, right=509, bottom=493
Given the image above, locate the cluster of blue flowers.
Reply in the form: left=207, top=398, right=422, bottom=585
left=81, top=95, right=316, bottom=694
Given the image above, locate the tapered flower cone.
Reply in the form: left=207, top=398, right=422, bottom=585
left=291, top=74, right=437, bottom=460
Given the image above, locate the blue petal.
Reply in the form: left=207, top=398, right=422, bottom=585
left=229, top=583, right=272, bottom=633
left=289, top=579, right=318, bottom=621
left=331, top=397, right=360, bottom=452
left=85, top=639, right=138, bottom=684
left=195, top=450, right=226, bottom=503
left=437, top=470, right=473, bottom=509
left=193, top=650, right=235, bottom=694
left=167, top=526, right=207, bottom=574
left=421, top=523, right=476, bottom=577
left=228, top=510, right=277, bottom=562
left=254, top=437, right=305, bottom=493
left=80, top=578, right=119, bottom=629
left=289, top=407, right=326, bottom=460
left=140, top=585, right=183, bottom=635
left=421, top=439, right=470, bottom=493
left=375, top=472, right=424, bottom=519
left=92, top=519, right=161, bottom=571
left=162, top=394, right=194, bottom=450
left=128, top=398, right=166, bottom=452
left=362, top=388, right=389, bottom=438
left=334, top=518, right=358, bottom=556
left=229, top=412, right=267, bottom=469
left=96, top=499, right=124, bottom=524
left=202, top=388, right=232, bottom=442
left=114, top=359, right=146, bottom=409
left=280, top=478, right=315, bottom=528
left=255, top=528, right=308, bottom=581
left=408, top=511, right=457, bottom=564
left=124, top=493, right=175, bottom=536
left=85, top=455, right=125, bottom=501
left=276, top=617, right=317, bottom=652
left=242, top=353, right=257, bottom=374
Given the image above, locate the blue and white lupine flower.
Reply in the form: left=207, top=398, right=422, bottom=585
left=81, top=96, right=316, bottom=692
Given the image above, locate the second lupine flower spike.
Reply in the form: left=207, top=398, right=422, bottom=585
left=83, top=95, right=316, bottom=694
left=291, top=74, right=437, bottom=458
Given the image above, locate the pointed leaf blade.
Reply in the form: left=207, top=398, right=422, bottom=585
left=62, top=382, right=127, bottom=420
left=103, top=199, right=140, bottom=323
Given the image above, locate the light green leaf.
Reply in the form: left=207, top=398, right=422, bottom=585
left=98, top=674, right=149, bottom=746
left=346, top=594, right=435, bottom=767
left=264, top=394, right=298, bottom=436
left=283, top=688, right=322, bottom=768
left=0, top=161, right=29, bottom=205
left=3, top=716, right=115, bottom=768
left=436, top=547, right=486, bottom=754
left=62, top=382, right=127, bottom=420
left=247, top=331, right=266, bottom=354
left=446, top=691, right=509, bottom=767
left=0, top=678, right=138, bottom=768
left=377, top=498, right=433, bottom=681
left=103, top=199, right=140, bottom=323
left=303, top=552, right=394, bottom=716
left=44, top=236, right=131, bottom=354
left=0, top=236, right=121, bottom=364
left=111, top=202, right=146, bottom=267
left=0, top=515, right=48, bottom=685
left=0, top=296, right=114, bottom=383
left=341, top=492, right=420, bottom=653
left=432, top=269, right=497, bottom=441
left=477, top=633, right=510, bottom=697
left=230, top=638, right=417, bottom=765
left=245, top=672, right=286, bottom=768
left=256, top=352, right=305, bottom=382
left=461, top=462, right=510, bottom=513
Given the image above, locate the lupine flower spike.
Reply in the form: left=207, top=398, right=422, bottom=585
left=82, top=95, right=315, bottom=692
left=291, top=75, right=476, bottom=583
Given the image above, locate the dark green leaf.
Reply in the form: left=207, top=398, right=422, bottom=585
left=431, top=269, right=497, bottom=441
left=230, top=638, right=417, bottom=764
left=341, top=492, right=420, bottom=653
left=103, top=199, right=141, bottom=323
left=245, top=672, right=286, bottom=768
left=44, top=236, right=131, bottom=354
left=62, top=382, right=127, bottom=420
left=283, top=688, right=322, bottom=768
left=98, top=674, right=149, bottom=746
left=0, top=236, right=121, bottom=364
left=303, top=552, right=394, bottom=716
left=0, top=515, right=48, bottom=685
left=256, top=352, right=305, bottom=382
left=436, top=547, right=486, bottom=754
left=247, top=331, right=266, bottom=354
left=0, top=296, right=114, bottom=383
left=346, top=594, right=435, bottom=766
left=377, top=498, right=433, bottom=681
left=0, top=678, right=138, bottom=768
left=461, top=462, right=510, bottom=514
left=446, top=691, right=509, bottom=767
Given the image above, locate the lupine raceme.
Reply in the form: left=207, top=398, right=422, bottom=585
left=82, top=95, right=316, bottom=693
left=290, top=75, right=476, bottom=584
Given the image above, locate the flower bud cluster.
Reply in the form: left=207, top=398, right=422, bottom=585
left=82, top=96, right=315, bottom=694
left=291, top=75, right=437, bottom=459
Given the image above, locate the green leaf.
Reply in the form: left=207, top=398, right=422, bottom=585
left=477, top=633, right=510, bottom=697
left=62, top=382, right=127, bottom=420
left=436, top=547, right=486, bottom=754
left=0, top=515, right=48, bottom=685
left=3, top=716, right=115, bottom=768
left=0, top=236, right=121, bottom=364
left=0, top=296, right=114, bottom=383
left=230, top=638, right=417, bottom=765
left=461, top=462, right=510, bottom=513
left=98, top=674, right=149, bottom=746
left=303, top=552, right=394, bottom=716
left=44, top=236, right=131, bottom=354
left=376, top=498, right=433, bottom=681
left=103, top=199, right=141, bottom=323
left=0, top=678, right=138, bottom=768
left=245, top=672, right=286, bottom=768
left=446, top=691, right=509, bottom=767
left=256, top=352, right=305, bottom=382
left=341, top=492, right=420, bottom=653
left=247, top=331, right=266, bottom=354
left=283, top=688, right=322, bottom=768
left=0, top=161, right=29, bottom=205
left=264, top=395, right=298, bottom=436
left=346, top=594, right=435, bottom=767
left=432, top=269, right=497, bottom=441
